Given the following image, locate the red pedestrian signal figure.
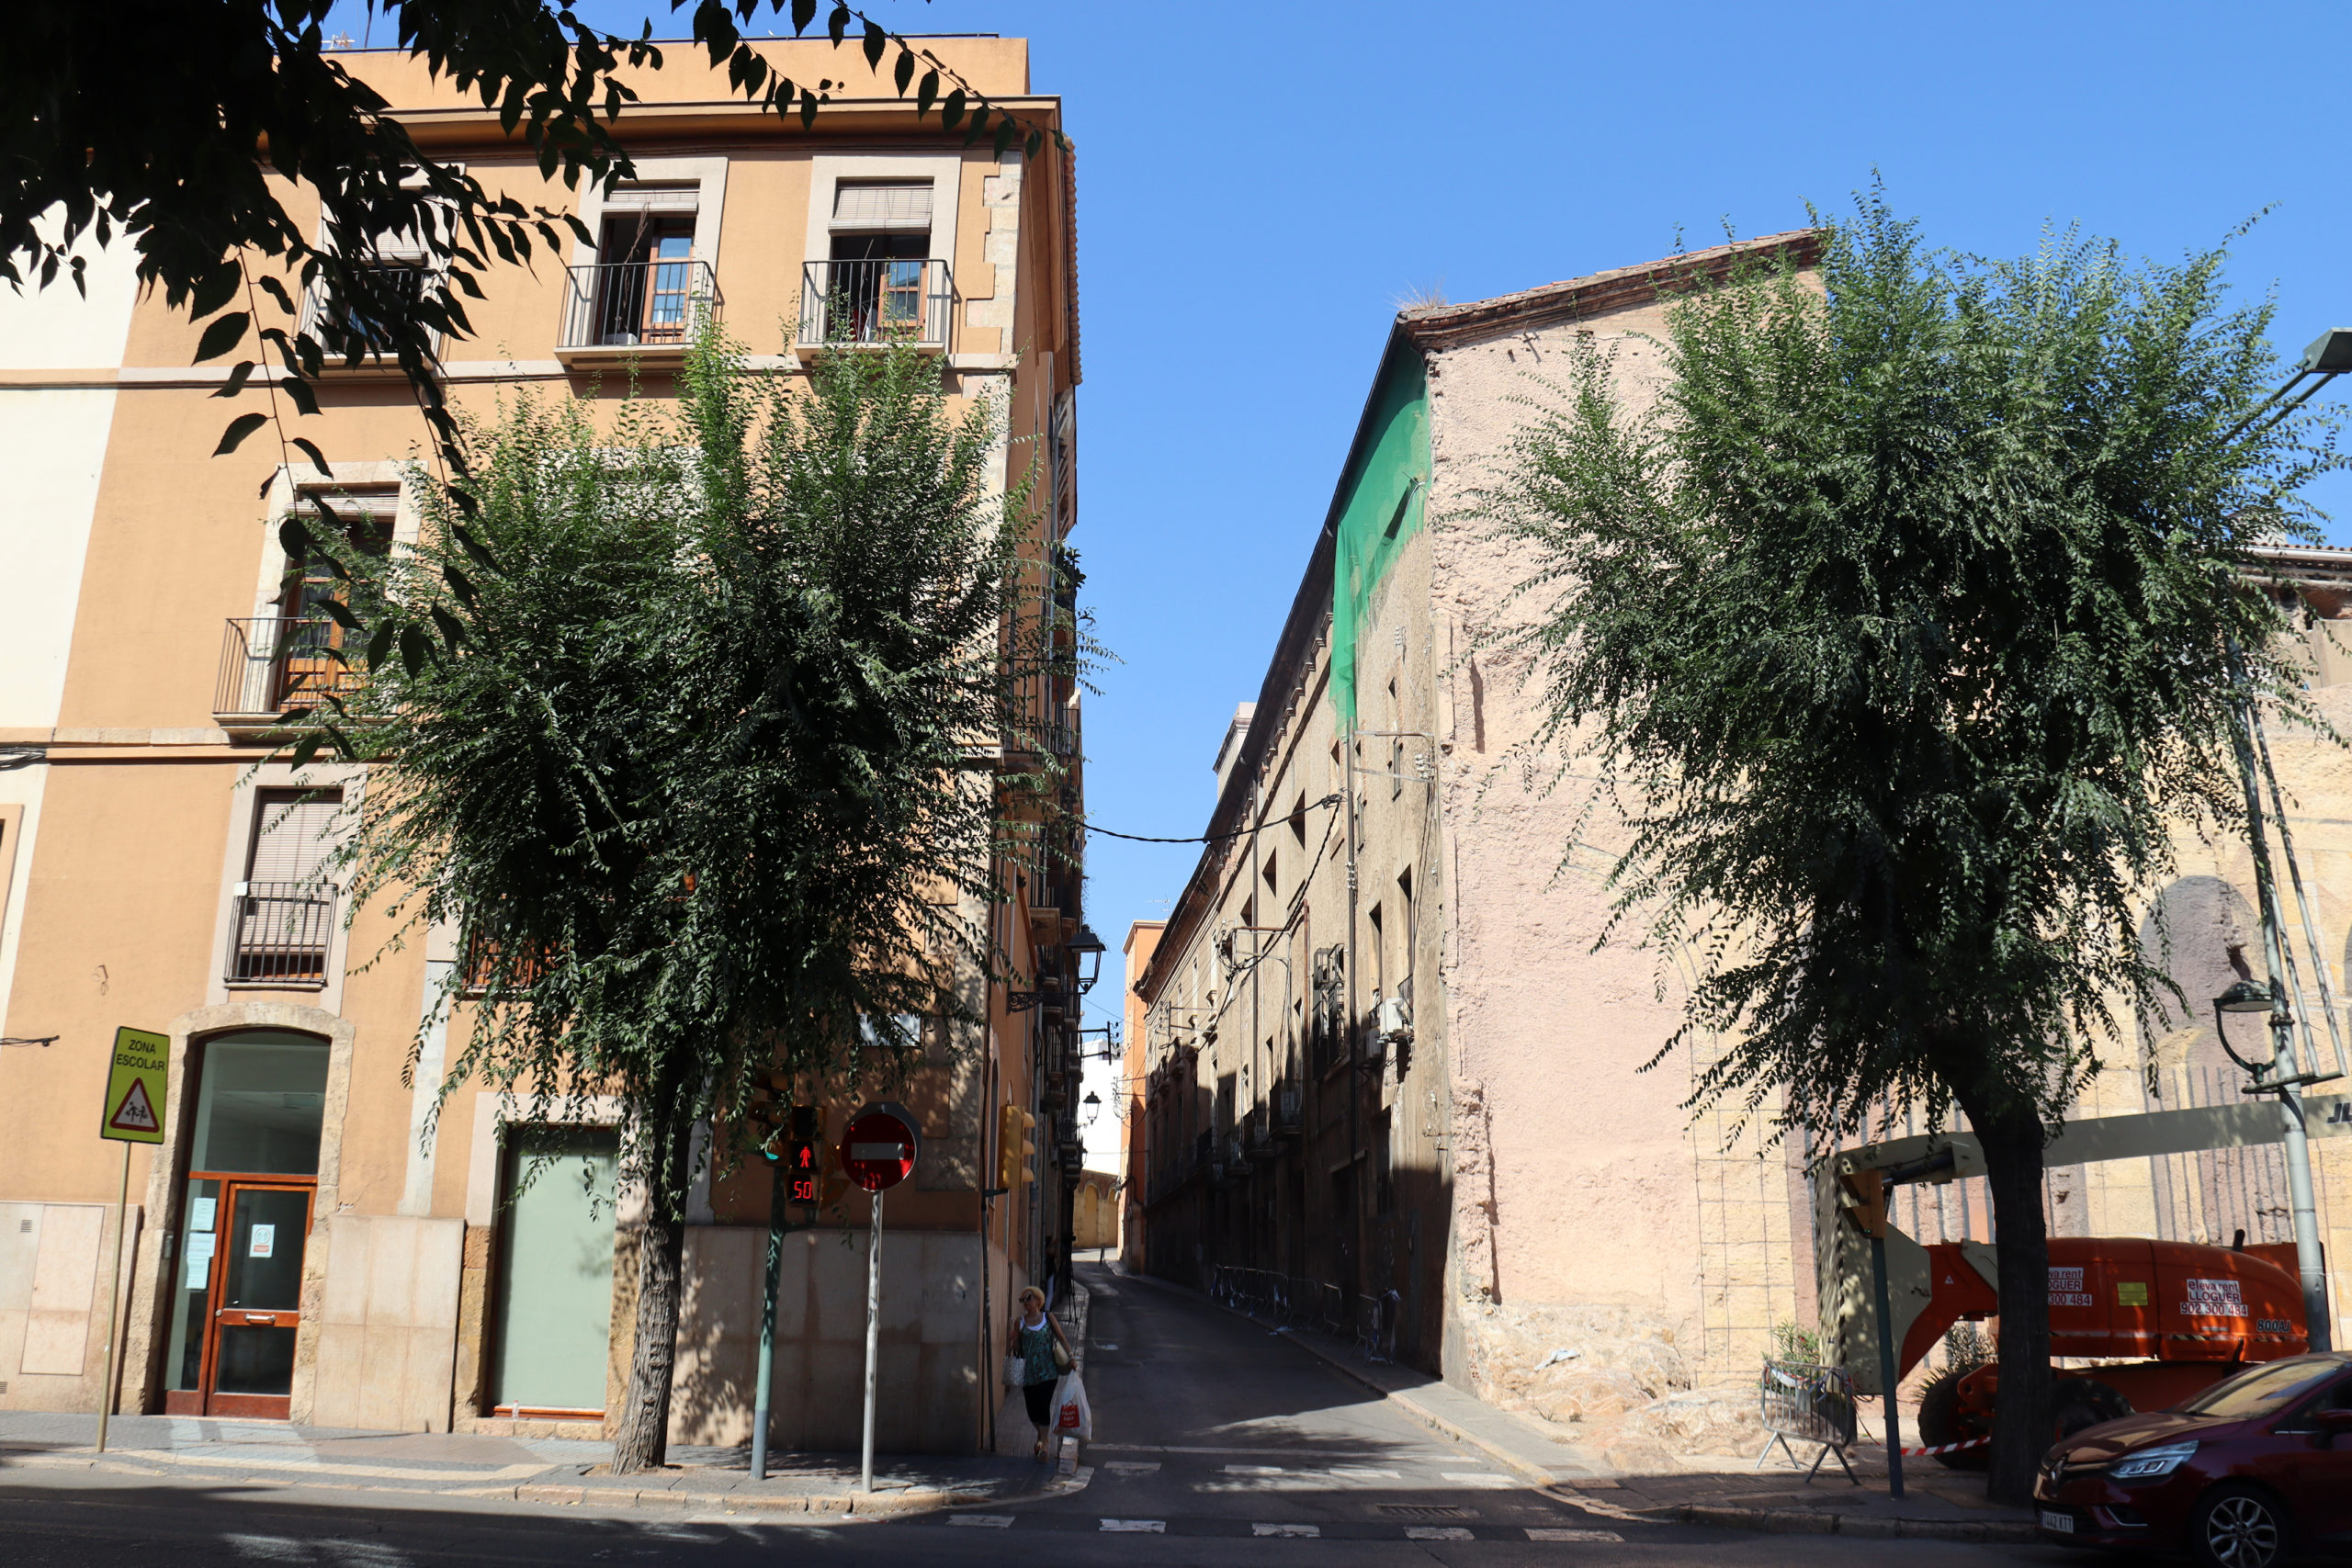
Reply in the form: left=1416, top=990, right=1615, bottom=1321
left=787, top=1135, right=820, bottom=1208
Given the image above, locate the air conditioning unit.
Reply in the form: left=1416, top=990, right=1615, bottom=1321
left=1377, top=996, right=1413, bottom=1046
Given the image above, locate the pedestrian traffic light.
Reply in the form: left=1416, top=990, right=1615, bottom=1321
left=997, top=1102, right=1036, bottom=1190
left=785, top=1106, right=820, bottom=1210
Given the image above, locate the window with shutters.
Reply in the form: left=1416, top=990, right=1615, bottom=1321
left=304, top=168, right=458, bottom=356
left=226, top=789, right=342, bottom=985
left=806, top=180, right=944, bottom=346
left=590, top=186, right=701, bottom=345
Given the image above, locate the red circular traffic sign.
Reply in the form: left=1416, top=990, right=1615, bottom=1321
left=841, top=1102, right=921, bottom=1192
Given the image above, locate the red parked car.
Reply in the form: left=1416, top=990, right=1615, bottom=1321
left=2035, top=1352, right=2352, bottom=1566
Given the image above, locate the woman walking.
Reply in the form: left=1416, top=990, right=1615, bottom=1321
left=1012, top=1285, right=1074, bottom=1460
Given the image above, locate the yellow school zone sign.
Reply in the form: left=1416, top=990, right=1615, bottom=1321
left=101, top=1026, right=169, bottom=1144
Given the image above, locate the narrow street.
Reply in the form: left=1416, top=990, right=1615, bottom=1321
left=0, top=1262, right=2070, bottom=1567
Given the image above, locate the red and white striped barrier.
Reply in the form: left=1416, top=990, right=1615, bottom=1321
left=1897, top=1435, right=1991, bottom=1457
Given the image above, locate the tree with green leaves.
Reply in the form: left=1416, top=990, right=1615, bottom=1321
left=1495, top=198, right=2339, bottom=1502
left=3, top=0, right=1058, bottom=472
left=304, top=328, right=1052, bottom=1472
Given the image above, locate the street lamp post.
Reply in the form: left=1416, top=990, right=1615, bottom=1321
left=2201, top=327, right=2352, bottom=1354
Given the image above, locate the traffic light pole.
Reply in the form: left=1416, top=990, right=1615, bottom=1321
left=751, top=1156, right=785, bottom=1482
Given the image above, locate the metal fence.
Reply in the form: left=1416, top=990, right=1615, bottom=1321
left=797, top=258, right=953, bottom=349
left=561, top=259, right=719, bottom=348
left=1756, top=1359, right=1860, bottom=1483
left=214, top=618, right=361, bottom=717
left=227, top=882, right=335, bottom=984
left=1208, top=1267, right=1400, bottom=1364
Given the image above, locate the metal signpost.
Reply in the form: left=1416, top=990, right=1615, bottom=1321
left=842, top=1102, right=920, bottom=1495
left=96, top=1026, right=168, bottom=1454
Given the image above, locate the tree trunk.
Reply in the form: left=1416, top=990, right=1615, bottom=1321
left=1963, top=1094, right=2052, bottom=1506
left=610, top=1107, right=695, bottom=1475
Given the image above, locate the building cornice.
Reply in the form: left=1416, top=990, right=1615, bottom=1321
left=1396, top=228, right=1822, bottom=350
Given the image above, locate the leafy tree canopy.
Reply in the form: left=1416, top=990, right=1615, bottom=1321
left=1496, top=195, right=2341, bottom=1497
left=306, top=328, right=1058, bottom=1468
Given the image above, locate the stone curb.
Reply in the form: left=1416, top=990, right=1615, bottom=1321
left=1, top=1448, right=1074, bottom=1519
left=1670, top=1502, right=2040, bottom=1542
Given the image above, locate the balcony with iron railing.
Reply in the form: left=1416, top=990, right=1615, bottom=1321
left=214, top=618, right=365, bottom=736
left=797, top=259, right=954, bottom=352
left=559, top=259, right=720, bottom=367
left=226, top=881, right=335, bottom=986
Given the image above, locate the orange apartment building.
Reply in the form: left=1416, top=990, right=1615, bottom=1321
left=0, top=36, right=1091, bottom=1454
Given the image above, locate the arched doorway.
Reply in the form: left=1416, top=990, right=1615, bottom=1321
left=160, top=1030, right=330, bottom=1417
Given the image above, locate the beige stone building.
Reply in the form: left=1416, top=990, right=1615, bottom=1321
left=0, top=36, right=1092, bottom=1455
left=1131, top=233, right=2352, bottom=1460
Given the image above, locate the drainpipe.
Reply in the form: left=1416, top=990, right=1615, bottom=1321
left=1342, top=716, right=1363, bottom=1305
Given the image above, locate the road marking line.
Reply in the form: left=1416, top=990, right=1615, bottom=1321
left=1325, top=1467, right=1403, bottom=1481
left=1101, top=1518, right=1166, bottom=1532
left=1224, top=1464, right=1284, bottom=1475
left=1255, top=1523, right=1320, bottom=1538
left=1529, top=1528, right=1624, bottom=1541
left=1090, top=1443, right=1402, bottom=1456
left=949, top=1516, right=1015, bottom=1529
left=1103, top=1461, right=1160, bottom=1472
left=1405, top=1526, right=1476, bottom=1540
left=1442, top=1472, right=1515, bottom=1488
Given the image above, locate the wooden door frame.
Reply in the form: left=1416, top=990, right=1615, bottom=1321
left=168, top=1175, right=316, bottom=1419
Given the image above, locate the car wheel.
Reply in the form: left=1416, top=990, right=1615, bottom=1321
left=2191, top=1483, right=2292, bottom=1568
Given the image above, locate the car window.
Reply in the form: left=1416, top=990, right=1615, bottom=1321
left=2180, top=1359, right=2344, bottom=1417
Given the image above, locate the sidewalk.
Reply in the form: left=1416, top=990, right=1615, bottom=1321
left=1148, top=1261, right=2039, bottom=1544
left=0, top=1409, right=1064, bottom=1517
left=0, top=1281, right=1105, bottom=1517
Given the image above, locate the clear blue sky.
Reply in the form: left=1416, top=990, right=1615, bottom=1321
left=331, top=1, right=2352, bottom=1158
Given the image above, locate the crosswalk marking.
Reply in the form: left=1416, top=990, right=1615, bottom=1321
left=1529, top=1528, right=1624, bottom=1541
left=1442, top=1472, right=1515, bottom=1488
left=1406, top=1526, right=1476, bottom=1541
left=1101, top=1519, right=1166, bottom=1532
left=1224, top=1464, right=1284, bottom=1474
left=1325, top=1466, right=1402, bottom=1481
left=1103, top=1461, right=1161, bottom=1472
left=1254, top=1523, right=1321, bottom=1538
left=948, top=1516, right=1015, bottom=1529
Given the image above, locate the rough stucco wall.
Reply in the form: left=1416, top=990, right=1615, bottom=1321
left=1422, top=304, right=1724, bottom=1348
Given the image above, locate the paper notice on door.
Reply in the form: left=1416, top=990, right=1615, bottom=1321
left=190, top=1196, right=216, bottom=1232
left=249, top=1224, right=275, bottom=1258
left=185, top=1230, right=216, bottom=1287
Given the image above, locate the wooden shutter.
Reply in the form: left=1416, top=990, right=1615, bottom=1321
left=245, top=790, right=343, bottom=888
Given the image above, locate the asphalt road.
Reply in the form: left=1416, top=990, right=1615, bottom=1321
left=0, top=1262, right=2073, bottom=1567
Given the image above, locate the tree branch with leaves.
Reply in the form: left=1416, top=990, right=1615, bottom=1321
left=300, top=325, right=1068, bottom=1470
left=1493, top=195, right=2342, bottom=1503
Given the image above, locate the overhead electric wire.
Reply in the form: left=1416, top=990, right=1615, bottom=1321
left=1077, top=793, right=1340, bottom=844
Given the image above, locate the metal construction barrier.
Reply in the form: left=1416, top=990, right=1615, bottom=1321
left=1755, top=1359, right=1861, bottom=1484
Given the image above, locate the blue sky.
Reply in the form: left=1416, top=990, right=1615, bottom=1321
left=330, top=1, right=2352, bottom=1159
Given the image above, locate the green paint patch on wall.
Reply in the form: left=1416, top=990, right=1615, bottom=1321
left=1331, top=349, right=1430, bottom=726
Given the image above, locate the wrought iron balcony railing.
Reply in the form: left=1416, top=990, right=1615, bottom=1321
left=797, top=258, right=953, bottom=350
left=214, top=618, right=363, bottom=721
left=561, top=258, right=720, bottom=349
left=227, top=882, right=335, bottom=984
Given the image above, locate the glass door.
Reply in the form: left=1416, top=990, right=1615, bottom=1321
left=204, top=1183, right=313, bottom=1418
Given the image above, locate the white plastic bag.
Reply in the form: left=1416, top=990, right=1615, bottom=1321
left=1052, top=1371, right=1092, bottom=1441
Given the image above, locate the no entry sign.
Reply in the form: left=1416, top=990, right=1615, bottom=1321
left=841, top=1102, right=921, bottom=1192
